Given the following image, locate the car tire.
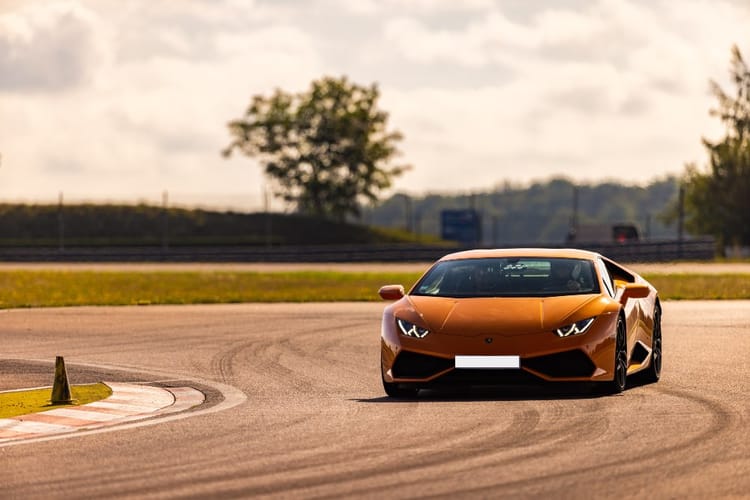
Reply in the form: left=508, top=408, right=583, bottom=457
left=608, top=316, right=628, bottom=394
left=382, top=373, right=419, bottom=399
left=641, top=305, right=662, bottom=384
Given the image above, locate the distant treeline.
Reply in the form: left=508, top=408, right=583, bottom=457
left=0, top=177, right=683, bottom=247
left=366, top=177, right=681, bottom=245
left=0, top=204, right=423, bottom=246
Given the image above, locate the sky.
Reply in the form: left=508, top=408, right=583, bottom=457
left=0, top=0, right=748, bottom=211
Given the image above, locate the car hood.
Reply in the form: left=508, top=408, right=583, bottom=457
left=408, top=294, right=601, bottom=337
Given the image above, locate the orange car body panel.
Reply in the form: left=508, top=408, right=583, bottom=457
left=380, top=248, right=659, bottom=385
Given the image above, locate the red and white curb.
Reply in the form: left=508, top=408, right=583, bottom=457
left=0, top=382, right=204, bottom=444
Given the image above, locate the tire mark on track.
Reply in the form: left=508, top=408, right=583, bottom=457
left=429, top=383, right=738, bottom=498
left=190, top=397, right=613, bottom=498
left=208, top=319, right=373, bottom=390
left=226, top=383, right=732, bottom=499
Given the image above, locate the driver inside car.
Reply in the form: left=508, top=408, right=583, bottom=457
left=548, top=259, right=582, bottom=291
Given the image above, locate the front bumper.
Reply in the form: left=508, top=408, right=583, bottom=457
left=381, top=312, right=619, bottom=385
left=388, top=348, right=596, bottom=385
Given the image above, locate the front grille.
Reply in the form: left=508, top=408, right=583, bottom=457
left=435, top=368, right=542, bottom=386
left=391, top=351, right=453, bottom=379
left=522, top=349, right=596, bottom=378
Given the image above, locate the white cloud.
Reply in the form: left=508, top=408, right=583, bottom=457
left=0, top=0, right=749, bottom=208
left=0, top=0, right=324, bottom=208
left=375, top=0, right=750, bottom=193
left=334, top=0, right=494, bottom=15
left=536, top=9, right=606, bottom=46
left=384, top=17, right=488, bottom=67
left=0, top=1, right=103, bottom=91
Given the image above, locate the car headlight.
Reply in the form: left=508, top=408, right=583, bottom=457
left=396, top=318, right=430, bottom=338
left=555, top=317, right=595, bottom=337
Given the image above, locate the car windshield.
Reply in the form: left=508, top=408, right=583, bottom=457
left=411, top=257, right=600, bottom=298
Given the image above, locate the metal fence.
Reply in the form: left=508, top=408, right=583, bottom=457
left=0, top=238, right=715, bottom=263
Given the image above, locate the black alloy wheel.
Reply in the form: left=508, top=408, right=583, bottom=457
left=609, top=317, right=628, bottom=394
left=642, top=305, right=662, bottom=383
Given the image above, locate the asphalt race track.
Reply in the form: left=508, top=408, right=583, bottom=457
left=1, top=301, right=748, bottom=498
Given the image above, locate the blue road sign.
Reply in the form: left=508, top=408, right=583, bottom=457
left=441, top=209, right=481, bottom=245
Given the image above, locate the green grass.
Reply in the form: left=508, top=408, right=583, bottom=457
left=0, top=271, right=748, bottom=309
left=0, top=383, right=112, bottom=419
left=643, top=273, right=750, bottom=300
left=0, top=271, right=424, bottom=307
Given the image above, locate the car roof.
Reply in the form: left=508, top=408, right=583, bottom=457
left=438, top=248, right=602, bottom=262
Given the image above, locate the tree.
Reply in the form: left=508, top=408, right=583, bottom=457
left=682, top=45, right=750, bottom=249
left=223, top=76, right=409, bottom=220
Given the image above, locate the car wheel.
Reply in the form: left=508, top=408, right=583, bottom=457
left=642, top=305, right=662, bottom=383
left=382, top=373, right=419, bottom=399
left=609, top=316, right=628, bottom=394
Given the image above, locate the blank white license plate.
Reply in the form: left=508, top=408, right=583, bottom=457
left=455, top=355, right=520, bottom=369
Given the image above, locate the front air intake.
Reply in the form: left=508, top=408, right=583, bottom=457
left=391, top=351, right=453, bottom=379
left=523, top=349, right=596, bottom=378
left=630, top=341, right=649, bottom=365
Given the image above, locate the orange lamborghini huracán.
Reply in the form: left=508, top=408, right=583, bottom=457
left=378, top=248, right=662, bottom=397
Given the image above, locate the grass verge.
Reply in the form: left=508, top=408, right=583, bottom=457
left=642, top=273, right=750, bottom=300
left=0, top=383, right=112, bottom=419
left=0, top=270, right=423, bottom=307
left=0, top=271, right=748, bottom=308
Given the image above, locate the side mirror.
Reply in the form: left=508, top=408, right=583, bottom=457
left=378, top=284, right=405, bottom=301
left=620, top=282, right=650, bottom=303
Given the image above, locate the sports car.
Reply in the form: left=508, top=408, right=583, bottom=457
left=378, top=248, right=662, bottom=397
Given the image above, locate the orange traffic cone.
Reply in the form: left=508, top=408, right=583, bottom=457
left=50, top=356, right=76, bottom=405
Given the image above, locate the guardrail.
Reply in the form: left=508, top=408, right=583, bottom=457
left=0, top=238, right=715, bottom=263
left=573, top=238, right=716, bottom=262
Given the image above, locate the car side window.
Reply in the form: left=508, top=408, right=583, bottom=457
left=597, top=259, right=615, bottom=297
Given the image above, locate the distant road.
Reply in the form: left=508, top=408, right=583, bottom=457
left=1, top=261, right=749, bottom=274
left=1, top=301, right=747, bottom=498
